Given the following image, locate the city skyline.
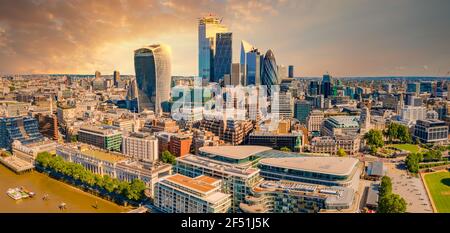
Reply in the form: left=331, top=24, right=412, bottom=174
left=0, top=0, right=449, bottom=77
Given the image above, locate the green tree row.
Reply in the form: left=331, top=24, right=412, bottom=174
left=406, top=150, right=443, bottom=173
left=35, top=152, right=146, bottom=202
left=378, top=176, right=407, bottom=213
left=384, top=123, right=412, bottom=144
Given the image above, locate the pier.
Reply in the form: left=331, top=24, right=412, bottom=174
left=0, top=156, right=34, bottom=174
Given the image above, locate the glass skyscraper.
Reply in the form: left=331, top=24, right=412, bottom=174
left=322, top=74, right=332, bottom=98
left=240, top=40, right=263, bottom=86
left=198, top=15, right=228, bottom=81
left=261, top=49, right=278, bottom=94
left=134, top=44, right=172, bottom=115
left=213, top=32, right=232, bottom=83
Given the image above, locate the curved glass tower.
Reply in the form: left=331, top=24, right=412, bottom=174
left=134, top=44, right=172, bottom=115
left=261, top=49, right=278, bottom=94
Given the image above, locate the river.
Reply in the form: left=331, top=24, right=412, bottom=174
left=0, top=164, right=129, bottom=213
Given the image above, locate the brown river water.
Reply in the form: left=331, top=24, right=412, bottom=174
left=0, top=164, right=129, bottom=213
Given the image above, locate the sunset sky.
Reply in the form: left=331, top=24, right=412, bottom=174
left=0, top=0, right=449, bottom=77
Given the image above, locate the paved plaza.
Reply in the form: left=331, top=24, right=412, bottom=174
left=385, top=162, right=433, bottom=213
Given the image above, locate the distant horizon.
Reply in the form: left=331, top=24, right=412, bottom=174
left=3, top=74, right=450, bottom=80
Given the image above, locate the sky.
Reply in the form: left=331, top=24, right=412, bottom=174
left=0, top=0, right=449, bottom=77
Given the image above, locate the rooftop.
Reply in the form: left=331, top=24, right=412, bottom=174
left=81, top=149, right=126, bottom=163
left=199, top=145, right=272, bottom=160
left=259, top=157, right=359, bottom=176
left=326, top=116, right=360, bottom=128
left=165, top=174, right=218, bottom=194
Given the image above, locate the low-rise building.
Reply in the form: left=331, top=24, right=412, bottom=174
left=240, top=180, right=355, bottom=213
left=258, top=157, right=362, bottom=191
left=321, top=116, right=360, bottom=137
left=154, top=174, right=232, bottom=213
left=78, top=125, right=122, bottom=152
left=12, top=139, right=57, bottom=164
left=414, top=119, right=449, bottom=143
left=56, top=144, right=171, bottom=195
left=122, top=132, right=158, bottom=162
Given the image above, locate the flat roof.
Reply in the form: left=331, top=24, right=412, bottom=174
left=259, top=157, right=359, bottom=176
left=199, top=146, right=272, bottom=160
left=82, top=149, right=126, bottom=163
left=165, top=174, right=218, bottom=194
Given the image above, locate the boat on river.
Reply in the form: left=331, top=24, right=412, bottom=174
left=6, top=187, right=35, bottom=200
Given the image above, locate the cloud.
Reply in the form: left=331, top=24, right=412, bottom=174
left=0, top=0, right=449, bottom=76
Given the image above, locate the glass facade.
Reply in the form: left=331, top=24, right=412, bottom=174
left=198, top=16, right=228, bottom=81
left=261, top=49, right=278, bottom=93
left=0, top=117, right=44, bottom=150
left=240, top=40, right=263, bottom=86
left=134, top=44, right=171, bottom=115
left=294, top=100, right=312, bottom=124
left=322, top=74, right=332, bottom=98
left=213, top=32, right=232, bottom=83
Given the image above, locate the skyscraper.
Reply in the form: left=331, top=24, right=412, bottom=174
left=134, top=44, right=172, bottom=115
left=213, top=32, right=232, bottom=83
left=113, top=70, right=120, bottom=88
left=261, top=49, right=278, bottom=93
left=288, top=65, right=294, bottom=78
left=198, top=15, right=228, bottom=81
left=240, top=40, right=263, bottom=86
left=309, top=81, right=320, bottom=96
left=322, top=74, right=332, bottom=98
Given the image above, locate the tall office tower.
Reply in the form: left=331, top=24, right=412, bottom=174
left=113, top=70, right=120, bottom=88
left=240, top=40, right=263, bottom=86
left=134, top=44, right=172, bottom=115
left=420, top=81, right=433, bottom=94
left=127, top=78, right=139, bottom=100
left=198, top=15, right=228, bottom=81
left=95, top=70, right=101, bottom=79
left=309, top=80, right=320, bottom=96
left=92, top=71, right=105, bottom=91
left=407, top=82, right=420, bottom=95
left=271, top=91, right=293, bottom=119
left=294, top=100, right=312, bottom=124
left=226, top=63, right=244, bottom=86
left=322, top=74, right=332, bottom=98
left=277, top=64, right=287, bottom=81
left=213, top=32, right=232, bottom=83
left=261, top=49, right=278, bottom=93
left=288, top=65, right=294, bottom=78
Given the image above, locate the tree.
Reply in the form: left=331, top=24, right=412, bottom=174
left=369, top=145, right=378, bottom=155
left=385, top=123, right=412, bottom=144
left=378, top=194, right=407, bottom=213
left=364, top=129, right=384, bottom=148
left=161, top=150, right=177, bottom=165
left=337, top=148, right=347, bottom=157
left=385, top=123, right=399, bottom=143
left=70, top=135, right=78, bottom=143
left=422, top=150, right=442, bottom=162
left=379, top=176, right=392, bottom=197
left=405, top=153, right=423, bottom=173
left=397, top=125, right=412, bottom=144
left=280, top=147, right=291, bottom=152
left=103, top=175, right=115, bottom=193
left=127, top=179, right=146, bottom=201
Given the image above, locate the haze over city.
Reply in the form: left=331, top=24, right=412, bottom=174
left=0, top=0, right=449, bottom=77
